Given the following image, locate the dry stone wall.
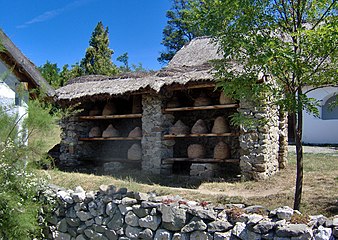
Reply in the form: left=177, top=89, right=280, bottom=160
left=44, top=185, right=338, bottom=240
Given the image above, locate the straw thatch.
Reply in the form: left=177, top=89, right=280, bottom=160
left=0, top=29, right=55, bottom=97
left=56, top=37, right=222, bottom=103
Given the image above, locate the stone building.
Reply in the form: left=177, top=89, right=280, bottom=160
left=56, top=37, right=287, bottom=180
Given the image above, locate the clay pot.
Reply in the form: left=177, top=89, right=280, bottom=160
left=219, top=93, right=235, bottom=105
left=213, top=141, right=231, bottom=160
left=102, top=102, right=117, bottom=116
left=128, top=127, right=142, bottom=138
left=88, top=126, right=101, bottom=138
left=170, top=120, right=190, bottom=135
left=194, top=92, right=212, bottom=107
left=89, top=106, right=101, bottom=116
left=211, top=116, right=230, bottom=133
left=132, top=95, right=142, bottom=114
left=187, top=144, right=206, bottom=158
left=127, top=143, right=142, bottom=161
left=167, top=96, right=181, bottom=108
left=102, top=124, right=120, bottom=138
left=191, top=119, right=208, bottom=134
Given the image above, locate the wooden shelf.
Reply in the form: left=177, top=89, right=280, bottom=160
left=163, top=133, right=238, bottom=139
left=81, top=157, right=141, bottom=163
left=79, top=137, right=142, bottom=141
left=162, top=158, right=240, bottom=164
left=164, top=104, right=238, bottom=112
left=79, top=113, right=142, bottom=120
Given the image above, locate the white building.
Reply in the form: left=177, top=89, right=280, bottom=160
left=0, top=29, right=54, bottom=138
left=302, top=86, right=338, bottom=144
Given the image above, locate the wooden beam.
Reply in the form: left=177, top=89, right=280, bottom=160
left=162, top=158, right=240, bottom=164
left=164, top=104, right=239, bottom=112
left=163, top=133, right=239, bottom=139
left=79, top=113, right=142, bottom=120
left=79, top=137, right=142, bottom=141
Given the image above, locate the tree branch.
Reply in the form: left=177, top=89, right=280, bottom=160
left=311, top=0, right=337, bottom=30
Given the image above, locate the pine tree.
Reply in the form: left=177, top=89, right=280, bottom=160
left=80, top=21, right=118, bottom=75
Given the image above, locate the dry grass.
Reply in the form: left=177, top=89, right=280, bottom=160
left=45, top=151, right=338, bottom=217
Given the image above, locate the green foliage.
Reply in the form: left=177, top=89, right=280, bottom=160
left=117, top=52, right=130, bottom=72
left=0, top=96, right=60, bottom=238
left=159, top=0, right=206, bottom=64
left=38, top=61, right=61, bottom=88
left=80, top=21, right=119, bottom=75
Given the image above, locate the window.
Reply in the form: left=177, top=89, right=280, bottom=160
left=322, top=95, right=338, bottom=120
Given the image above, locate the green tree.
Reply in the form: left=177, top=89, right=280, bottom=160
left=191, top=0, right=338, bottom=210
left=39, top=61, right=62, bottom=88
left=80, top=21, right=118, bottom=75
left=158, top=0, right=204, bottom=64
left=117, top=52, right=130, bottom=72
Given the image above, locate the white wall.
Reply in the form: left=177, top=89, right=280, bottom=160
left=303, top=86, right=338, bottom=144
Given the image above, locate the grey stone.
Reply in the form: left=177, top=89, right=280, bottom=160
left=95, top=216, right=103, bottom=225
left=118, top=204, right=133, bottom=215
left=125, top=211, right=139, bottom=227
left=84, top=228, right=96, bottom=238
left=247, top=230, right=262, bottom=239
left=107, top=209, right=124, bottom=230
left=154, top=229, right=173, bottom=240
left=77, top=224, right=87, bottom=234
left=247, top=214, right=264, bottom=225
left=244, top=205, right=269, bottom=215
left=160, top=204, right=187, bottom=231
left=333, top=217, right=338, bottom=227
left=172, top=232, right=189, bottom=240
left=54, top=231, right=72, bottom=240
left=135, top=192, right=149, bottom=201
left=276, top=224, right=310, bottom=237
left=271, top=206, right=294, bottom=221
left=253, top=220, right=275, bottom=234
left=57, top=218, right=68, bottom=232
left=188, top=207, right=217, bottom=220
left=85, top=218, right=94, bottom=226
left=121, top=197, right=138, bottom=205
left=105, top=229, right=118, bottom=240
left=309, top=215, right=327, bottom=227
left=132, top=204, right=149, bottom=218
left=181, top=217, right=207, bottom=232
left=189, top=231, right=212, bottom=240
left=57, top=190, right=74, bottom=204
left=125, top=225, right=142, bottom=239
left=75, top=235, right=87, bottom=240
left=139, top=228, right=154, bottom=240
left=207, top=220, right=233, bottom=232
left=232, top=222, right=248, bottom=239
left=141, top=201, right=161, bottom=208
left=139, top=215, right=161, bottom=230
left=333, top=227, right=338, bottom=238
left=313, top=226, right=332, bottom=240
left=213, top=231, right=232, bottom=240
left=66, top=217, right=81, bottom=227
left=99, top=184, right=109, bottom=194
left=76, top=211, right=93, bottom=221
left=106, top=202, right=118, bottom=216
left=92, top=223, right=107, bottom=233
left=72, top=191, right=86, bottom=203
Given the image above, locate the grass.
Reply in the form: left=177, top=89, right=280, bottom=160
left=44, top=150, right=338, bottom=217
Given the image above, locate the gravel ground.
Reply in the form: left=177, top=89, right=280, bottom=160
left=288, top=145, right=338, bottom=155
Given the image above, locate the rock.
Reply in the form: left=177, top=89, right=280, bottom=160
left=213, top=141, right=231, bottom=160
left=313, top=226, right=332, bottom=240
left=139, top=215, right=161, bottom=231
left=106, top=210, right=123, bottom=230
left=66, top=217, right=81, bottom=227
left=310, top=215, right=327, bottom=227
left=276, top=224, right=311, bottom=237
left=252, top=219, right=275, bottom=234
left=181, top=217, right=207, bottom=232
left=172, top=232, right=189, bottom=240
left=102, top=124, right=120, bottom=137
left=212, top=116, right=230, bottom=133
left=139, top=228, right=154, bottom=240
left=232, top=222, right=248, bottom=239
left=190, top=231, right=213, bottom=240
left=125, top=211, right=139, bottom=227
left=75, top=235, right=87, bottom=240
left=104, top=229, right=118, bottom=240
left=76, top=211, right=93, bottom=222
left=72, top=191, right=86, bottom=203
left=188, top=207, right=217, bottom=220
left=135, top=192, right=149, bottom=201
left=154, top=229, right=173, bottom=240
left=213, top=231, right=231, bottom=240
left=159, top=205, right=187, bottom=231
left=127, top=143, right=142, bottom=161
left=57, top=190, right=74, bottom=204
left=141, top=201, right=161, bottom=208
left=271, top=206, right=294, bottom=221
left=247, top=214, right=264, bottom=226
left=118, top=204, right=133, bottom=215
left=244, top=205, right=269, bottom=215
left=56, top=218, right=68, bottom=232
left=207, top=220, right=233, bottom=232
left=333, top=227, right=338, bottom=238
left=125, top=225, right=142, bottom=239
left=54, top=231, right=71, bottom=240
left=89, top=126, right=101, bottom=138
left=169, top=120, right=190, bottom=135
left=191, top=119, right=208, bottom=134
left=132, top=204, right=149, bottom=217
left=121, top=197, right=138, bottom=205
left=92, top=224, right=107, bottom=233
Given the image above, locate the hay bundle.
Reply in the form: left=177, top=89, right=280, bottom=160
left=211, top=116, right=230, bottom=133
left=128, top=127, right=142, bottom=137
left=102, top=102, right=117, bottom=116
left=89, top=106, right=101, bottom=116
left=166, top=96, right=181, bottom=108
left=169, top=120, right=189, bottom=135
left=213, top=141, right=231, bottom=160
left=102, top=124, right=120, bottom=138
left=191, top=119, right=208, bottom=134
left=194, top=92, right=211, bottom=106
left=219, top=93, right=235, bottom=105
left=88, top=126, right=101, bottom=138
left=127, top=143, right=142, bottom=161
left=187, top=144, right=206, bottom=158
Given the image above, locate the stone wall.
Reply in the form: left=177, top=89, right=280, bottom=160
left=44, top=185, right=338, bottom=240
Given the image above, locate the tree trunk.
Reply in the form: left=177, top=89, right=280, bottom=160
left=293, top=90, right=304, bottom=210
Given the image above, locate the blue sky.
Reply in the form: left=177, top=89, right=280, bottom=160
left=0, top=0, right=172, bottom=70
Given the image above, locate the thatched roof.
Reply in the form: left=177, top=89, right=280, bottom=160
left=56, top=37, right=220, bottom=103
left=0, top=29, right=55, bottom=97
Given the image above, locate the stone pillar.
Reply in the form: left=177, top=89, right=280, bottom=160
left=239, top=100, right=280, bottom=180
left=141, top=94, right=173, bottom=174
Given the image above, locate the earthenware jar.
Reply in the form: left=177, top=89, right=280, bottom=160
left=191, top=119, right=208, bottom=134
left=187, top=144, right=206, bottom=158
left=102, top=124, right=120, bottom=138
left=212, top=116, right=230, bottom=133
left=170, top=120, right=189, bottom=135
left=213, top=141, right=231, bottom=160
